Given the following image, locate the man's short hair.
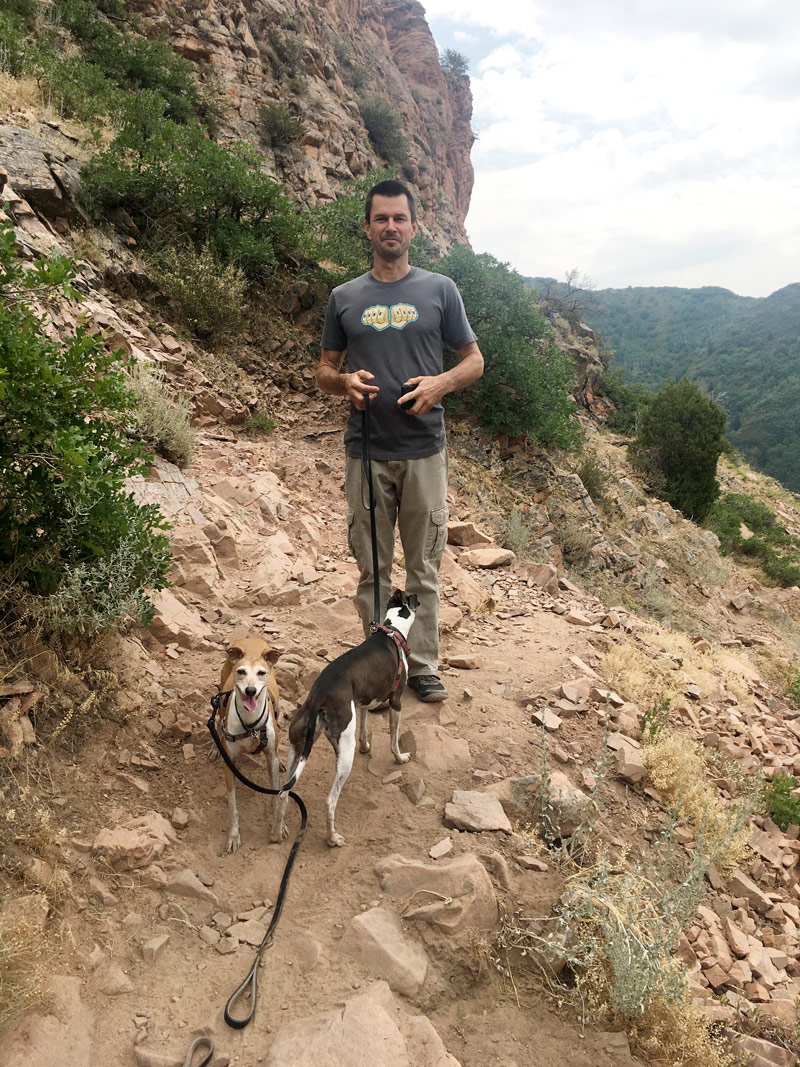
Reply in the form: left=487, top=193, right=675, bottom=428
left=365, top=179, right=416, bottom=224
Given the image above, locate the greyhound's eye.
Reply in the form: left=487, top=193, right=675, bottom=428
left=257, top=669, right=267, bottom=678
left=236, top=667, right=246, bottom=676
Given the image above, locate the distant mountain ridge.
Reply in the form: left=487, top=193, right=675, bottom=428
left=532, top=278, right=800, bottom=492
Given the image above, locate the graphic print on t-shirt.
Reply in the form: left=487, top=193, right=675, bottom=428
left=361, top=302, right=419, bottom=332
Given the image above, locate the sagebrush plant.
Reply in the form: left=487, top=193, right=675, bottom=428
left=502, top=509, right=530, bottom=557
left=705, top=493, right=800, bottom=588
left=577, top=454, right=610, bottom=505
left=642, top=731, right=753, bottom=873
left=152, top=243, right=247, bottom=341
left=555, top=522, right=593, bottom=567
left=0, top=218, right=171, bottom=630
left=126, top=360, right=196, bottom=467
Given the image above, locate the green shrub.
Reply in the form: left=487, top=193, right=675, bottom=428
left=705, top=494, right=800, bottom=587
left=630, top=377, right=726, bottom=522
left=0, top=219, right=171, bottom=629
left=555, top=522, right=593, bottom=567
left=0, top=11, right=27, bottom=76
left=763, top=773, right=800, bottom=831
left=245, top=411, right=277, bottom=436
left=259, top=101, right=305, bottom=148
left=81, top=101, right=304, bottom=280
left=602, top=366, right=654, bottom=435
left=126, top=361, right=196, bottom=468
left=152, top=243, right=247, bottom=340
left=432, top=245, right=580, bottom=449
left=788, top=670, right=800, bottom=709
left=358, top=93, right=409, bottom=164
left=307, top=169, right=393, bottom=278
left=31, top=49, right=120, bottom=122
left=265, top=27, right=306, bottom=78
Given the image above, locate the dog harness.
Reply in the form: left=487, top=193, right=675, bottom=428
left=216, top=688, right=276, bottom=744
left=370, top=622, right=410, bottom=690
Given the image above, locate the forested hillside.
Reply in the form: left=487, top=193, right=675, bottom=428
left=534, top=278, right=800, bottom=492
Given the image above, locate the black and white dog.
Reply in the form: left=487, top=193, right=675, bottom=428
left=276, top=590, right=418, bottom=847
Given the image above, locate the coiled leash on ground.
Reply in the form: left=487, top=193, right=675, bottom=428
left=203, top=693, right=318, bottom=1028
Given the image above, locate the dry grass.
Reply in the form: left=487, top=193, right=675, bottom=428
left=0, top=914, right=50, bottom=1036
left=642, top=732, right=752, bottom=874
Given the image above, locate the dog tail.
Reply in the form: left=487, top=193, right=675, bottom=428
left=283, top=697, right=321, bottom=791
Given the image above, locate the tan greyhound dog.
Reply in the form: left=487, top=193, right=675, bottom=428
left=217, top=634, right=283, bottom=853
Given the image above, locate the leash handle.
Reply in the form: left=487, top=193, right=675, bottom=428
left=361, top=404, right=381, bottom=625
left=182, top=1036, right=214, bottom=1067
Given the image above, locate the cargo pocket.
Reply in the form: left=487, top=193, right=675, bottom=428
left=424, top=506, right=448, bottom=561
left=346, top=508, right=356, bottom=558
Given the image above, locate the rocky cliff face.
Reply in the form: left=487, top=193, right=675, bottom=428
left=131, top=0, right=474, bottom=253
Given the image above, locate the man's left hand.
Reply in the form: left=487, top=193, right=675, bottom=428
left=396, top=376, right=445, bottom=415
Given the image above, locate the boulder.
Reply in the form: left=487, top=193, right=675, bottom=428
left=341, top=908, right=428, bottom=997
left=375, top=854, right=498, bottom=933
left=443, top=791, right=512, bottom=833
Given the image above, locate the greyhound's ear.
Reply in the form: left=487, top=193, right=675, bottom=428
left=227, top=645, right=244, bottom=662
left=265, top=649, right=281, bottom=664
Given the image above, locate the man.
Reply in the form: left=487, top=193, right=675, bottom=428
left=316, top=179, right=483, bottom=702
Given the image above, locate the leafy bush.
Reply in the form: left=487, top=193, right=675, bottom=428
left=264, top=27, right=306, bottom=78
left=308, top=169, right=393, bottom=278
left=81, top=99, right=304, bottom=280
left=0, top=11, right=27, bottom=76
left=0, top=219, right=171, bottom=630
left=358, top=93, right=409, bottom=164
left=762, top=773, right=800, bottom=831
left=126, top=361, right=196, bottom=467
left=152, top=243, right=247, bottom=340
left=245, top=411, right=277, bottom=436
left=432, top=245, right=580, bottom=449
left=602, top=366, right=654, bottom=435
left=259, top=101, right=305, bottom=148
left=630, top=377, right=726, bottom=521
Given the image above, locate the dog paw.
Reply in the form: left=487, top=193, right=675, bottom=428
left=359, top=739, right=371, bottom=754
left=226, top=834, right=241, bottom=854
left=269, top=823, right=289, bottom=843
left=326, top=832, right=346, bottom=848
left=393, top=750, right=411, bottom=764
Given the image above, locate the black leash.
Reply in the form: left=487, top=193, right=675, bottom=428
left=360, top=402, right=381, bottom=624
left=203, top=693, right=318, bottom=1029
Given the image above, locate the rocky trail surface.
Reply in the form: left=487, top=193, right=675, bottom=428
left=4, top=424, right=800, bottom=1067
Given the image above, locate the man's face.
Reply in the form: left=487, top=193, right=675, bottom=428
left=365, top=194, right=417, bottom=262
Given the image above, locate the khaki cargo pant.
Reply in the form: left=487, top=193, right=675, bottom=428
left=345, top=451, right=448, bottom=677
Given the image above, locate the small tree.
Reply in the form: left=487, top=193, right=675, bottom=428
left=630, top=377, right=726, bottom=521
left=440, top=49, right=469, bottom=77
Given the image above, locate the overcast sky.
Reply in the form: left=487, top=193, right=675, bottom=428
left=421, top=0, right=800, bottom=297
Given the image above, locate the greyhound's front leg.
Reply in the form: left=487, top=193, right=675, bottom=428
left=224, top=761, right=241, bottom=853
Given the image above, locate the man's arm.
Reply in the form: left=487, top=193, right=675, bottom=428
left=399, top=341, right=484, bottom=416
left=316, top=347, right=380, bottom=411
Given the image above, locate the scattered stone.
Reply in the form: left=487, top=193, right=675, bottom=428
left=142, top=934, right=170, bottom=963
left=400, top=779, right=425, bottom=805
left=514, top=855, right=549, bottom=872
left=92, top=811, right=177, bottom=871
left=227, top=919, right=268, bottom=946
left=511, top=772, right=592, bottom=837
left=429, top=837, right=453, bottom=859
left=444, top=790, right=512, bottom=833
left=97, top=962, right=134, bottom=996
left=165, top=869, right=218, bottom=905
left=170, top=808, right=189, bottom=830
left=531, top=708, right=563, bottom=732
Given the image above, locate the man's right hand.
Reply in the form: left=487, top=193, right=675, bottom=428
left=345, top=369, right=379, bottom=411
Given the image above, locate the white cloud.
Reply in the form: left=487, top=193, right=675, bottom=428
left=422, top=0, right=800, bottom=295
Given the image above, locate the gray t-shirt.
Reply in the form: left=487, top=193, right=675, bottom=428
left=321, top=267, right=477, bottom=459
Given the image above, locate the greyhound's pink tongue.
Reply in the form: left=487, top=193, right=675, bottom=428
left=243, top=694, right=258, bottom=713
